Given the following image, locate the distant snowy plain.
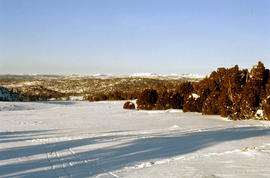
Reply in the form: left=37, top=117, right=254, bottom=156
left=1, top=101, right=270, bottom=177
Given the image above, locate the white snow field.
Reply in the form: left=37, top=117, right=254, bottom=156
left=1, top=101, right=270, bottom=178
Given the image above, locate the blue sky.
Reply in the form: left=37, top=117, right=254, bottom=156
left=0, top=0, right=269, bottom=75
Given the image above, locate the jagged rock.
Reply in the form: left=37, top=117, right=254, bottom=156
left=262, top=97, right=270, bottom=120
left=183, top=94, right=202, bottom=112
left=155, top=87, right=171, bottom=110
left=176, top=82, right=194, bottom=98
left=136, top=89, right=158, bottom=110
left=136, top=61, right=270, bottom=120
left=202, top=91, right=220, bottom=115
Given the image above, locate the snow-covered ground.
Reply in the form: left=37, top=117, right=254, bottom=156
left=1, top=101, right=270, bottom=177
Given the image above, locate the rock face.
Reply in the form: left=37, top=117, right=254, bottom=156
left=0, top=86, right=26, bottom=101
left=182, top=94, right=202, bottom=112
left=135, top=61, right=270, bottom=120
left=262, top=97, right=270, bottom=119
left=136, top=81, right=194, bottom=110
left=136, top=89, right=158, bottom=110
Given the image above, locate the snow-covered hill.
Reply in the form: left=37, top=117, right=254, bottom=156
left=1, top=101, right=270, bottom=177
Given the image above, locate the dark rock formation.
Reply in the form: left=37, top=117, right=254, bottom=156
left=123, top=101, right=136, bottom=109
left=183, top=94, right=202, bottom=112
left=136, top=89, right=158, bottom=110
left=135, top=61, right=270, bottom=120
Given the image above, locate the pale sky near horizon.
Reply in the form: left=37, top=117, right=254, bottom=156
left=0, top=0, right=269, bottom=75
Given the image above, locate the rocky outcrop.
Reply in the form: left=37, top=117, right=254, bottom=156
left=135, top=61, right=270, bottom=120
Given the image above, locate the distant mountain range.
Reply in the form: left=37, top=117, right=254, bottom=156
left=130, top=73, right=204, bottom=79
left=0, top=73, right=205, bottom=79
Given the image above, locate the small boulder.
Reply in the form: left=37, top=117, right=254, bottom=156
left=123, top=101, right=136, bottom=110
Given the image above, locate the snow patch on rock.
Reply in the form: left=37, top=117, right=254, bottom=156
left=189, top=93, right=200, bottom=99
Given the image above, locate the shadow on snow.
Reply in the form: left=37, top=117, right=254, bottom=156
left=0, top=127, right=270, bottom=177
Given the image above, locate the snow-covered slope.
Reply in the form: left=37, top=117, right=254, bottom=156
left=1, top=101, right=270, bottom=177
